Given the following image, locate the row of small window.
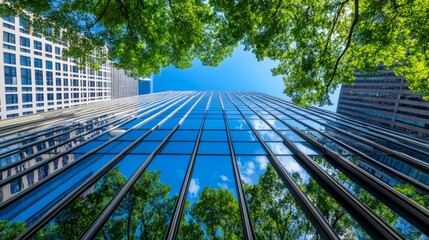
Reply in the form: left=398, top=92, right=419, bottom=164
left=3, top=32, right=60, bottom=53
left=4, top=53, right=55, bottom=68
left=3, top=53, right=84, bottom=74
left=4, top=92, right=109, bottom=104
left=5, top=87, right=108, bottom=93
left=4, top=67, right=109, bottom=87
left=2, top=22, right=31, bottom=35
left=3, top=15, right=29, bottom=27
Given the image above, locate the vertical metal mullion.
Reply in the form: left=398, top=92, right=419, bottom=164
left=0, top=92, right=191, bottom=199
left=258, top=95, right=429, bottom=174
left=80, top=91, right=206, bottom=239
left=263, top=94, right=429, bottom=157
left=0, top=91, right=181, bottom=150
left=0, top=100, right=158, bottom=172
left=253, top=95, right=429, bottom=193
left=247, top=93, right=429, bottom=236
left=238, top=93, right=409, bottom=239
left=225, top=92, right=340, bottom=240
left=218, top=91, right=255, bottom=240
left=312, top=105, right=429, bottom=147
left=16, top=92, right=200, bottom=239
left=165, top=91, right=212, bottom=240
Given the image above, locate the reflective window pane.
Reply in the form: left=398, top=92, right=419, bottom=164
left=178, top=155, right=243, bottom=238
left=198, top=142, right=230, bottom=154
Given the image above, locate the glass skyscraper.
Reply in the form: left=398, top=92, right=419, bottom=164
left=0, top=91, right=428, bottom=239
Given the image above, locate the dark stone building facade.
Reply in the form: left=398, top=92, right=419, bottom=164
left=337, top=70, right=429, bottom=139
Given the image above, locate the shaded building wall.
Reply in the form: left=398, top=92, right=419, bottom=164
left=337, top=70, right=429, bottom=139
left=111, top=67, right=138, bottom=99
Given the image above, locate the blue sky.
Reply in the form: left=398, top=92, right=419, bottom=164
left=153, top=46, right=340, bottom=112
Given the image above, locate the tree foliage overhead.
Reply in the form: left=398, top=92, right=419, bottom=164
left=1, top=0, right=429, bottom=105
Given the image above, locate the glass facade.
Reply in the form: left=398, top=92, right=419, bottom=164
left=0, top=91, right=428, bottom=239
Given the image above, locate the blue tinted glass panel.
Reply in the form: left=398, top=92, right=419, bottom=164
left=201, top=130, right=227, bottom=141
left=93, top=154, right=190, bottom=238
left=73, top=140, right=106, bottom=153
left=145, top=130, right=171, bottom=141
left=118, top=130, right=148, bottom=141
left=265, top=119, right=290, bottom=130
left=295, top=142, right=320, bottom=155
left=162, top=141, right=195, bottom=154
left=178, top=155, right=243, bottom=238
left=227, top=120, right=251, bottom=130
left=230, top=131, right=257, bottom=141
left=233, top=142, right=266, bottom=155
left=98, top=141, right=132, bottom=154
left=266, top=142, right=293, bottom=155
left=33, top=153, right=148, bottom=237
left=204, top=119, right=225, bottom=130
left=180, top=119, right=202, bottom=129
left=280, top=131, right=305, bottom=142
left=257, top=131, right=283, bottom=141
left=198, top=142, right=230, bottom=154
left=130, top=141, right=160, bottom=154
left=170, top=130, right=199, bottom=141
left=248, top=120, right=271, bottom=130
left=159, top=118, right=180, bottom=129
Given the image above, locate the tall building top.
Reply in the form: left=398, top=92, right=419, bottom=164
left=0, top=91, right=428, bottom=239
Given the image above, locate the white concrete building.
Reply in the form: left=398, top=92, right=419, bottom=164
left=0, top=15, right=112, bottom=119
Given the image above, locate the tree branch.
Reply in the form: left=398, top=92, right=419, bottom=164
left=87, top=0, right=111, bottom=30
left=325, top=0, right=359, bottom=92
left=322, top=0, right=349, bottom=56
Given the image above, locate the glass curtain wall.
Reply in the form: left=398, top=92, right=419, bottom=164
left=0, top=91, right=428, bottom=239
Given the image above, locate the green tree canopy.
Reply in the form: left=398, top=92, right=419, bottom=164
left=2, top=0, right=428, bottom=105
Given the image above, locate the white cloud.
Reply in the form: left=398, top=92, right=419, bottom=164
left=278, top=156, right=310, bottom=183
left=255, top=156, right=268, bottom=170
left=240, top=174, right=252, bottom=184
left=246, top=161, right=255, bottom=175
left=189, top=178, right=200, bottom=198
left=217, top=182, right=229, bottom=189
left=267, top=142, right=291, bottom=155
left=251, top=120, right=270, bottom=130
left=220, top=175, right=230, bottom=181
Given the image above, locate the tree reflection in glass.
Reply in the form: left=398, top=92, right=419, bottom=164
left=94, top=155, right=190, bottom=239
left=277, top=156, right=370, bottom=239
left=32, top=154, right=149, bottom=239
left=237, top=155, right=318, bottom=239
left=311, top=155, right=427, bottom=239
left=177, top=155, right=244, bottom=239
